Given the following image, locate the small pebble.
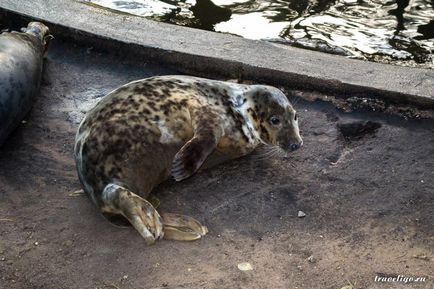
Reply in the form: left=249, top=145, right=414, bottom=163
left=237, top=262, right=253, bottom=271
left=298, top=211, right=306, bottom=218
left=307, top=255, right=316, bottom=263
left=34, top=242, right=39, bottom=246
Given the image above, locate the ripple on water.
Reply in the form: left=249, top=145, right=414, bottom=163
left=85, top=0, right=434, bottom=68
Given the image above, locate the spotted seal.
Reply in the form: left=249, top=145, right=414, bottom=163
left=74, top=75, right=303, bottom=244
left=0, top=22, right=52, bottom=146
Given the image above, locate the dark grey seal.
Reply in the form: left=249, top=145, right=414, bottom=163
left=0, top=22, right=52, bottom=146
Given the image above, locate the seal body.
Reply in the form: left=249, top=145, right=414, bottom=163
left=74, top=75, right=303, bottom=244
left=0, top=22, right=51, bottom=146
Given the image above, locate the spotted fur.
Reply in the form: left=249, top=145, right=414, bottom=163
left=74, top=75, right=302, bottom=242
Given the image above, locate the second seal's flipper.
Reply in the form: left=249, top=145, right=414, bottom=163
left=101, top=183, right=164, bottom=245
left=162, top=213, right=208, bottom=241
left=171, top=108, right=224, bottom=181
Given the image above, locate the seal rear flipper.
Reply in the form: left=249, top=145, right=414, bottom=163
left=101, top=183, right=164, bottom=245
left=171, top=108, right=224, bottom=181
left=162, top=213, right=208, bottom=241
left=102, top=193, right=162, bottom=227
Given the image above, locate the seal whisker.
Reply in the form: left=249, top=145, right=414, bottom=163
left=251, top=146, right=286, bottom=161
left=283, top=160, right=297, bottom=168
left=252, top=146, right=278, bottom=157
left=251, top=154, right=275, bottom=161
left=291, top=96, right=301, bottom=107
left=251, top=152, right=276, bottom=161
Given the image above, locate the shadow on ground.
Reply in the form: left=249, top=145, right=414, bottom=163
left=0, top=39, right=433, bottom=289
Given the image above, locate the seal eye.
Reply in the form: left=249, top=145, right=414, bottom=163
left=270, top=116, right=280, bottom=125
left=294, top=114, right=298, bottom=121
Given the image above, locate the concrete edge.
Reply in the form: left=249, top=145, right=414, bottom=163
left=1, top=3, right=433, bottom=110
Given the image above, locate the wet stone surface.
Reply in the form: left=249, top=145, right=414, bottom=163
left=0, top=39, right=433, bottom=289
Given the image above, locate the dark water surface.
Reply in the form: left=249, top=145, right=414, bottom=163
left=85, top=0, right=434, bottom=68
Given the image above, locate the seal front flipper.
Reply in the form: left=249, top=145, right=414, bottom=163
left=171, top=108, right=224, bottom=181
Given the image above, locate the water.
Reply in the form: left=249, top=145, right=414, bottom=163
left=83, top=0, right=434, bottom=68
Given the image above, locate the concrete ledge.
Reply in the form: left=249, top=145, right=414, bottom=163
left=1, top=0, right=433, bottom=108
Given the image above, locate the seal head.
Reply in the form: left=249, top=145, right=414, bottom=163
left=243, top=85, right=303, bottom=152
left=21, top=22, right=53, bottom=55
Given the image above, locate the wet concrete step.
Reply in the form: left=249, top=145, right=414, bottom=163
left=1, top=0, right=433, bottom=109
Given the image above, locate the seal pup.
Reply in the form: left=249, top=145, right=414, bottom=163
left=74, top=75, right=303, bottom=244
left=0, top=22, right=52, bottom=146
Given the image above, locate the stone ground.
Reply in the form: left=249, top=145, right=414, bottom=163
left=0, top=38, right=433, bottom=289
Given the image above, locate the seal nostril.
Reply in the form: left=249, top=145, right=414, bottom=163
left=290, top=143, right=299, bottom=151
